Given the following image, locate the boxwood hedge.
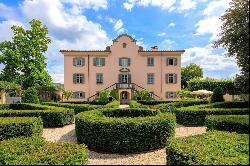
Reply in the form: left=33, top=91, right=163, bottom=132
left=207, top=101, right=249, bottom=108
left=59, top=100, right=109, bottom=105
left=75, top=108, right=176, bottom=153
left=205, top=115, right=249, bottom=134
left=0, top=136, right=88, bottom=165
left=0, top=117, right=43, bottom=141
left=42, top=102, right=100, bottom=114
left=166, top=131, right=249, bottom=165
left=175, top=106, right=249, bottom=125
left=137, top=99, right=208, bottom=106
left=0, top=104, right=74, bottom=127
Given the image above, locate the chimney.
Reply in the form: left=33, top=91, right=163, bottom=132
left=151, top=46, right=158, bottom=51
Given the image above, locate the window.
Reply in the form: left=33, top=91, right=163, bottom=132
left=123, top=43, right=127, bottom=48
left=147, top=73, right=154, bottom=84
left=96, top=73, right=103, bottom=84
left=167, top=58, right=177, bottom=66
left=93, top=58, right=105, bottom=67
left=73, top=57, right=85, bottom=67
left=119, top=58, right=131, bottom=67
left=149, top=91, right=154, bottom=98
left=74, top=91, right=85, bottom=99
left=166, top=73, right=177, bottom=84
left=166, top=92, right=177, bottom=99
left=147, top=57, right=154, bottom=66
left=96, top=91, right=100, bottom=99
left=73, top=73, right=84, bottom=84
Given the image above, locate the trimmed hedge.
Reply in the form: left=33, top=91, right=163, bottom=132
left=42, top=102, right=100, bottom=114
left=0, top=104, right=74, bottom=127
left=75, top=108, right=176, bottom=153
left=105, top=100, right=120, bottom=108
left=59, top=100, right=109, bottom=105
left=128, top=100, right=149, bottom=108
left=205, top=115, right=249, bottom=134
left=208, top=101, right=249, bottom=108
left=175, top=106, right=249, bottom=125
left=137, top=99, right=208, bottom=105
left=0, top=136, right=88, bottom=165
left=0, top=104, right=10, bottom=110
left=159, top=100, right=209, bottom=113
left=166, top=131, right=249, bottom=165
left=0, top=117, right=43, bottom=141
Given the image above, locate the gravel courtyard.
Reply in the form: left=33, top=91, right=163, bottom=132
left=43, top=123, right=207, bottom=165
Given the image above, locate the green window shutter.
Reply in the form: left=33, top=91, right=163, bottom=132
left=93, top=58, right=97, bottom=66
left=82, top=74, right=85, bottom=84
left=174, top=74, right=177, bottom=84
left=166, top=74, right=169, bottom=84
left=73, top=74, right=76, bottom=84
left=174, top=92, right=177, bottom=98
left=73, top=58, right=76, bottom=66
left=174, top=58, right=177, bottom=66
left=82, top=92, right=86, bottom=98
left=128, top=58, right=131, bottom=66
left=101, top=74, right=103, bottom=83
left=128, top=74, right=131, bottom=83
left=118, top=74, right=122, bottom=83
left=82, top=58, right=85, bottom=66
left=119, top=58, right=122, bottom=66
left=101, top=58, right=105, bottom=66
left=166, top=58, right=169, bottom=66
left=166, top=92, right=169, bottom=98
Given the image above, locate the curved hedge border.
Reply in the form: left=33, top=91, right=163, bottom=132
left=75, top=108, right=176, bottom=153
left=42, top=102, right=100, bottom=114
left=208, top=101, right=249, bottom=108
left=175, top=106, right=249, bottom=125
left=0, top=117, right=43, bottom=141
left=205, top=115, right=249, bottom=134
left=166, top=131, right=249, bottom=165
left=0, top=136, right=88, bottom=165
left=59, top=100, right=109, bottom=105
left=138, top=100, right=208, bottom=106
left=0, top=104, right=74, bottom=127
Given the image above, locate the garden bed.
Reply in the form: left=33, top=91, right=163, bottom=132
left=205, top=115, right=249, bottom=133
left=166, top=131, right=249, bottom=165
left=75, top=108, right=176, bottom=153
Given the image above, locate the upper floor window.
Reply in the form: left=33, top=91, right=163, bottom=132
left=96, top=73, right=103, bottom=84
left=166, top=73, right=177, bottom=84
left=73, top=57, right=85, bottom=67
left=166, top=58, right=177, bottom=66
left=93, top=58, right=105, bottom=67
left=147, top=57, right=154, bottom=66
left=73, top=73, right=84, bottom=84
left=166, top=92, right=177, bottom=99
left=147, top=73, right=154, bottom=84
left=123, top=43, right=127, bottom=48
left=73, top=91, right=85, bottom=99
left=119, top=57, right=131, bottom=67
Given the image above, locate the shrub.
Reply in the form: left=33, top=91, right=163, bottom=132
left=138, top=99, right=207, bottom=105
left=166, top=131, right=249, bottom=165
left=210, top=87, right=225, bottom=103
left=0, top=117, right=43, bottom=141
left=132, top=89, right=152, bottom=101
left=22, top=87, right=39, bottom=103
left=59, top=100, right=109, bottom=105
left=175, top=106, right=249, bottom=125
left=0, top=136, right=88, bottom=165
left=0, top=104, right=74, bottom=127
left=208, top=101, right=249, bottom=108
left=0, top=104, right=9, bottom=110
left=205, top=115, right=249, bottom=134
left=105, top=100, right=120, bottom=108
left=75, top=108, right=176, bottom=153
left=41, top=102, right=100, bottom=114
left=128, top=100, right=149, bottom=108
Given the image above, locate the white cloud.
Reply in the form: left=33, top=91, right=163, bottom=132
left=122, top=0, right=197, bottom=12
left=157, top=32, right=166, bottom=36
left=0, top=0, right=110, bottom=84
left=168, top=22, right=175, bottom=27
left=182, top=45, right=238, bottom=72
left=195, top=0, right=231, bottom=41
left=160, top=39, right=175, bottom=50
left=106, top=17, right=126, bottom=34
left=114, top=19, right=123, bottom=31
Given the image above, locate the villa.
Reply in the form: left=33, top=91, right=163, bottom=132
left=60, top=34, right=185, bottom=103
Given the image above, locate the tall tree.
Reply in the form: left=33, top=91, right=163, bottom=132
left=181, top=63, right=203, bottom=89
left=214, top=0, right=249, bottom=93
left=0, top=19, right=52, bottom=90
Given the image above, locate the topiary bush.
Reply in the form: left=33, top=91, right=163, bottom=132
left=75, top=108, right=176, bottom=153
left=0, top=103, right=74, bottom=127
left=0, top=136, right=88, bottom=165
left=105, top=100, right=120, bottom=108
left=166, top=131, right=249, bottom=165
left=22, top=87, right=40, bottom=103
left=0, top=117, right=43, bottom=141
left=205, top=115, right=249, bottom=134
left=128, top=100, right=149, bottom=108
left=210, top=87, right=225, bottom=103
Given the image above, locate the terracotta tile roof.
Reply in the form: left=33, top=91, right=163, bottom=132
left=140, top=50, right=185, bottom=52
left=60, top=50, right=111, bottom=52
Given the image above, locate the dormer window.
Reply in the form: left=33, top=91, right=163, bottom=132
left=123, top=43, right=127, bottom=48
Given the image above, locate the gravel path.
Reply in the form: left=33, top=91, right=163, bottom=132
left=43, top=124, right=206, bottom=165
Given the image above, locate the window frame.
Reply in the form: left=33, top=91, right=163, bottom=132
left=147, top=57, right=154, bottom=66
left=147, top=73, right=155, bottom=84
left=96, top=73, right=103, bottom=84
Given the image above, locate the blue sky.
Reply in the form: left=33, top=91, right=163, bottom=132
left=0, top=0, right=239, bottom=84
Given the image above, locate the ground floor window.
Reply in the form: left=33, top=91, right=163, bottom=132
left=166, top=92, right=177, bottom=99
left=74, top=91, right=85, bottom=99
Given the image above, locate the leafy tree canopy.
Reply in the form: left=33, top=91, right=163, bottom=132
left=181, top=63, right=203, bottom=89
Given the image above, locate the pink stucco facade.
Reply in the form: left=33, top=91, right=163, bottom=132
left=61, top=34, right=185, bottom=101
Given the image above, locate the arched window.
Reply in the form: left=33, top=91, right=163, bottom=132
left=123, top=43, right=127, bottom=48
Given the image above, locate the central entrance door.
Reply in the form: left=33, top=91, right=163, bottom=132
left=120, top=91, right=129, bottom=104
